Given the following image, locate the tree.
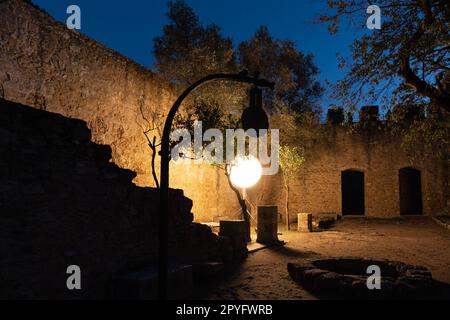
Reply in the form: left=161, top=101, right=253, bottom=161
left=136, top=97, right=164, bottom=188
left=152, top=1, right=325, bottom=232
left=271, top=110, right=318, bottom=230
left=321, top=0, right=449, bottom=112
left=154, top=2, right=324, bottom=118
left=239, top=26, right=324, bottom=114
left=320, top=0, right=449, bottom=158
left=154, top=0, right=237, bottom=85
left=153, top=0, right=244, bottom=109
left=279, top=145, right=305, bottom=231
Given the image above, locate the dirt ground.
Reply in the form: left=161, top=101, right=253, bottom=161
left=206, top=217, right=450, bottom=300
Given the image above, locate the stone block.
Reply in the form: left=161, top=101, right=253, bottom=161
left=110, top=264, right=193, bottom=300
left=219, top=220, right=248, bottom=236
left=359, top=105, right=379, bottom=122
left=257, top=206, right=279, bottom=244
left=228, top=234, right=248, bottom=250
left=312, top=212, right=338, bottom=230
left=298, top=213, right=312, bottom=232
left=22, top=182, right=45, bottom=195
left=0, top=128, right=16, bottom=145
left=327, top=107, right=344, bottom=125
left=192, top=262, right=224, bottom=282
left=219, top=220, right=249, bottom=259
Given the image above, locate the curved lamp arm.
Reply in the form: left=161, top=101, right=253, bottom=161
left=160, top=70, right=275, bottom=159
left=158, top=70, right=274, bottom=300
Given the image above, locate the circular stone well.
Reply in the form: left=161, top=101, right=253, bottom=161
left=288, top=257, right=434, bottom=299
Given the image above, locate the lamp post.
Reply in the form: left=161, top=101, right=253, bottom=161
left=158, top=70, right=274, bottom=300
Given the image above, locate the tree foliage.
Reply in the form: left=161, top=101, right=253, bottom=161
left=239, top=26, right=324, bottom=114
left=154, top=1, right=324, bottom=118
left=154, top=0, right=237, bottom=85
left=279, top=145, right=305, bottom=182
left=321, top=0, right=449, bottom=112
left=321, top=0, right=449, bottom=158
left=174, top=100, right=240, bottom=137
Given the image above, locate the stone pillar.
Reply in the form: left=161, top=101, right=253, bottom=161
left=257, top=206, right=279, bottom=244
left=219, top=220, right=248, bottom=260
left=298, top=213, right=312, bottom=232
left=359, top=105, right=379, bottom=123
left=327, top=107, right=345, bottom=125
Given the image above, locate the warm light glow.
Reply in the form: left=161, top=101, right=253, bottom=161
left=229, top=156, right=263, bottom=189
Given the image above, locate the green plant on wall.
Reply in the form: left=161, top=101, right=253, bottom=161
left=279, top=145, right=305, bottom=231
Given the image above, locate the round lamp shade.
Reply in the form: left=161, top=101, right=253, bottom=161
left=229, top=156, right=263, bottom=189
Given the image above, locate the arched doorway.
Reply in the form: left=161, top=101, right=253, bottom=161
left=399, top=168, right=423, bottom=215
left=341, top=170, right=365, bottom=216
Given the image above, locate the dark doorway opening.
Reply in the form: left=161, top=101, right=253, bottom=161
left=399, top=168, right=423, bottom=215
left=341, top=170, right=365, bottom=216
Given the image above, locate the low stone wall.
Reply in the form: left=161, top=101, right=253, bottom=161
left=0, top=99, right=229, bottom=299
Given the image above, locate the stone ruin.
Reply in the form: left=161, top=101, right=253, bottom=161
left=288, top=257, right=434, bottom=299
left=0, top=0, right=447, bottom=225
left=0, top=99, right=234, bottom=299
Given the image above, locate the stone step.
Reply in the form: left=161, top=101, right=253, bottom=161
left=109, top=264, right=193, bottom=300
left=192, top=262, right=225, bottom=282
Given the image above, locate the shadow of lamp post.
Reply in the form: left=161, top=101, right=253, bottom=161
left=158, top=70, right=274, bottom=300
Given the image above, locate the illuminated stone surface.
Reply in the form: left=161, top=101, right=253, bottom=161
left=257, top=206, right=279, bottom=244
left=0, top=0, right=447, bottom=224
left=298, top=213, right=313, bottom=232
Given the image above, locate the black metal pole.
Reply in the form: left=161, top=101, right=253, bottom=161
left=157, top=71, right=274, bottom=300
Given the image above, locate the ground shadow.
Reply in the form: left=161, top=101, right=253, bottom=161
left=267, top=246, right=319, bottom=259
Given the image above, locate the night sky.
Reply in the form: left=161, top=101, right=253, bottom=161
left=32, top=0, right=365, bottom=110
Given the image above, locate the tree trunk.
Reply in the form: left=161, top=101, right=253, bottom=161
left=150, top=137, right=160, bottom=188
left=398, top=1, right=450, bottom=114
left=283, top=173, right=290, bottom=231
left=225, top=166, right=251, bottom=242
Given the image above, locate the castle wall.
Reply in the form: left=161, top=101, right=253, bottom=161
left=1, top=0, right=447, bottom=223
left=285, top=127, right=448, bottom=218
left=0, top=0, right=241, bottom=220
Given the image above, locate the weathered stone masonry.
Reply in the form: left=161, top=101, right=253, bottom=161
left=0, top=0, right=448, bottom=223
left=0, top=99, right=230, bottom=299
left=284, top=124, right=448, bottom=218
left=0, top=0, right=243, bottom=221
left=244, top=121, right=448, bottom=224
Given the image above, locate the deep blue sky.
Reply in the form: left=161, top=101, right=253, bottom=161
left=32, top=0, right=364, bottom=109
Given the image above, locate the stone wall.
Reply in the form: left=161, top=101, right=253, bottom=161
left=0, top=0, right=242, bottom=221
left=0, top=0, right=447, bottom=224
left=0, top=99, right=229, bottom=299
left=243, top=124, right=448, bottom=224
left=283, top=125, right=448, bottom=219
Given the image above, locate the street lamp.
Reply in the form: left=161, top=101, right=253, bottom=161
left=158, top=70, right=274, bottom=300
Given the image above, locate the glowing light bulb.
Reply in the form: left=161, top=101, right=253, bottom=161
left=229, top=156, right=263, bottom=189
